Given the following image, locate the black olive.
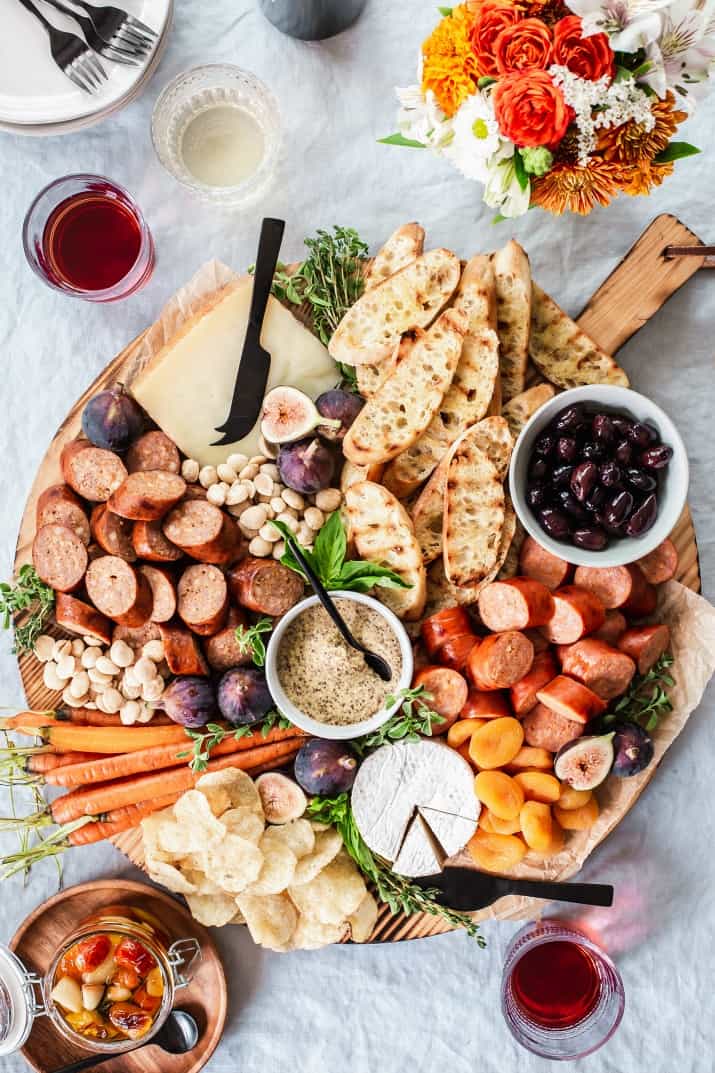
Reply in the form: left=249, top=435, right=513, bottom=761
left=599, top=461, right=622, bottom=488
left=639, top=444, right=673, bottom=470
left=592, top=413, right=615, bottom=443
left=624, top=467, right=656, bottom=492
left=570, top=461, right=598, bottom=502
left=625, top=493, right=658, bottom=536
left=534, top=433, right=555, bottom=457
left=572, top=526, right=608, bottom=551
left=539, top=508, right=571, bottom=541
left=556, top=436, right=578, bottom=462
left=552, top=464, right=574, bottom=488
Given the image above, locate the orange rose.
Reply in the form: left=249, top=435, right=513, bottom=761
left=493, top=69, right=571, bottom=147
left=494, top=18, right=553, bottom=74
left=470, top=2, right=521, bottom=77
left=553, top=15, right=614, bottom=81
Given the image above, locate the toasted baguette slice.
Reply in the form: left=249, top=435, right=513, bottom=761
left=343, top=308, right=467, bottom=466
left=492, top=240, right=531, bottom=403
left=382, top=256, right=499, bottom=499
left=502, top=383, right=555, bottom=440
left=497, top=514, right=524, bottom=581
left=424, top=558, right=458, bottom=617
left=357, top=330, right=423, bottom=401
left=365, top=223, right=425, bottom=291
left=340, top=460, right=386, bottom=493
left=344, top=481, right=426, bottom=621
left=329, top=249, right=461, bottom=365
left=451, top=495, right=517, bottom=605
left=443, top=431, right=505, bottom=590
left=530, top=284, right=629, bottom=388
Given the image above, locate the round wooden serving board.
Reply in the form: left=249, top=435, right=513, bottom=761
left=13, top=214, right=703, bottom=943
left=9, top=879, right=227, bottom=1073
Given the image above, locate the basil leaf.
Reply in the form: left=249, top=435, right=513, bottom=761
left=312, top=510, right=347, bottom=585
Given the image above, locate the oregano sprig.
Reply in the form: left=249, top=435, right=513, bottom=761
left=351, top=686, right=445, bottom=756
left=602, top=652, right=674, bottom=732
left=0, top=566, right=55, bottom=654
left=179, top=711, right=293, bottom=773
left=234, top=617, right=273, bottom=668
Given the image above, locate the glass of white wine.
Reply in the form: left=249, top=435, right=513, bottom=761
left=151, top=65, right=281, bottom=208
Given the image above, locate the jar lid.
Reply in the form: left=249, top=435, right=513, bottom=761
left=0, top=945, right=34, bottom=1056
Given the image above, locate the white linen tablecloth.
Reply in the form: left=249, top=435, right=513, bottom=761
left=1, top=3, right=714, bottom=1071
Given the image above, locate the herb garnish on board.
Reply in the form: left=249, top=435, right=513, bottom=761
left=0, top=566, right=55, bottom=654
left=234, top=617, right=273, bottom=668
left=180, top=711, right=294, bottom=774
left=350, top=686, right=445, bottom=757
left=602, top=652, right=675, bottom=733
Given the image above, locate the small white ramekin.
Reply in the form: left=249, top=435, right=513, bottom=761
left=509, top=384, right=689, bottom=568
left=265, top=591, right=413, bottom=741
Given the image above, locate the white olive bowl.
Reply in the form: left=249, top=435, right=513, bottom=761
left=509, top=384, right=689, bottom=568
left=265, top=591, right=414, bottom=741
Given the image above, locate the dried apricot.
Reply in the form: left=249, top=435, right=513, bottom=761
left=468, top=716, right=524, bottom=769
left=447, top=718, right=487, bottom=749
left=554, top=796, right=599, bottom=830
left=474, top=770, right=524, bottom=820
left=513, top=771, right=561, bottom=804
left=557, top=785, right=592, bottom=811
left=529, top=822, right=566, bottom=858
left=505, top=746, right=554, bottom=772
left=457, top=741, right=478, bottom=769
left=520, top=801, right=553, bottom=852
left=479, top=808, right=521, bottom=835
left=467, top=829, right=527, bottom=873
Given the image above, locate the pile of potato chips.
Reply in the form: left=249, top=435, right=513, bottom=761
left=141, top=768, right=378, bottom=951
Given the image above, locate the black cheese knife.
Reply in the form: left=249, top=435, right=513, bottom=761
left=413, top=867, right=614, bottom=910
left=212, top=217, right=285, bottom=446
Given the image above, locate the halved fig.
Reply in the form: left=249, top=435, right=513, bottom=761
left=554, top=733, right=614, bottom=791
left=255, top=772, right=307, bottom=823
left=611, top=722, right=654, bottom=777
left=261, top=386, right=340, bottom=444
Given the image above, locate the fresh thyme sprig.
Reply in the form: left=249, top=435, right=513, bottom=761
left=307, top=793, right=485, bottom=945
left=602, top=652, right=674, bottom=732
left=351, top=686, right=445, bottom=756
left=180, top=711, right=293, bottom=773
left=234, top=617, right=273, bottom=668
left=0, top=566, right=55, bottom=654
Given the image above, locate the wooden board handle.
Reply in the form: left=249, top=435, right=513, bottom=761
left=576, top=213, right=706, bottom=355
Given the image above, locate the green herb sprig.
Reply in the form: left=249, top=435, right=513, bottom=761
left=180, top=712, right=294, bottom=774
left=234, top=617, right=273, bottom=668
left=602, top=652, right=674, bottom=733
left=0, top=566, right=55, bottom=654
left=307, top=793, right=484, bottom=945
left=351, top=686, right=445, bottom=757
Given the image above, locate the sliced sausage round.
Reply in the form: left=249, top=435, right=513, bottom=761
left=112, top=620, right=161, bottom=655
left=535, top=675, right=607, bottom=724
left=32, top=524, right=88, bottom=593
left=439, top=633, right=479, bottom=671
left=36, top=485, right=90, bottom=545
left=557, top=639, right=635, bottom=701
left=637, top=539, right=678, bottom=585
left=163, top=500, right=242, bottom=564
left=522, top=703, right=584, bottom=752
left=478, top=578, right=554, bottom=632
left=54, top=592, right=112, bottom=645
left=617, top=624, right=670, bottom=675
left=177, top=564, right=228, bottom=636
left=573, top=564, right=649, bottom=612
left=460, top=689, right=512, bottom=720
left=591, top=609, right=627, bottom=646
left=228, top=557, right=305, bottom=616
left=466, top=631, right=534, bottom=691
left=510, top=650, right=558, bottom=716
left=204, top=606, right=250, bottom=672
left=126, top=430, right=181, bottom=474
left=108, top=470, right=186, bottom=521
left=158, top=622, right=209, bottom=676
left=132, top=520, right=183, bottom=563
left=519, top=536, right=573, bottom=590
left=540, top=585, right=605, bottom=645
left=90, top=504, right=136, bottom=562
left=421, top=607, right=473, bottom=658
left=85, top=555, right=153, bottom=627
left=138, top=564, right=177, bottom=624
left=61, top=440, right=127, bottom=502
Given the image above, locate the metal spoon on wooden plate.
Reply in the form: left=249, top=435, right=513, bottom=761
left=51, top=1009, right=200, bottom=1073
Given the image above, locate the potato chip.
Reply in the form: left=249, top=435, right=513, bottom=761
left=141, top=811, right=176, bottom=867
left=230, top=908, right=246, bottom=925
left=206, top=833, right=263, bottom=894
left=244, top=829, right=297, bottom=896
left=347, top=892, right=379, bottom=943
left=289, top=853, right=367, bottom=925
left=146, top=860, right=198, bottom=896
left=235, top=892, right=298, bottom=950
left=173, top=790, right=226, bottom=845
left=198, top=785, right=232, bottom=817
left=186, top=892, right=238, bottom=928
left=183, top=868, right=223, bottom=896
left=291, top=828, right=343, bottom=886
left=267, top=818, right=315, bottom=860
left=291, top=916, right=349, bottom=951
left=221, top=807, right=265, bottom=845
left=196, top=769, right=263, bottom=816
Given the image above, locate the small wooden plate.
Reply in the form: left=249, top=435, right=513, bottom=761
left=9, top=879, right=227, bottom=1073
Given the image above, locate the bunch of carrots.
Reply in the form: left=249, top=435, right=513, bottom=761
left=0, top=707, right=305, bottom=875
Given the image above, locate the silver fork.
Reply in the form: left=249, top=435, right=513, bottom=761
left=17, top=0, right=107, bottom=92
left=62, top=0, right=158, bottom=50
left=41, top=0, right=151, bottom=64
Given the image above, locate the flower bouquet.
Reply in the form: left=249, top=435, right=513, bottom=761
left=382, top=1, right=714, bottom=217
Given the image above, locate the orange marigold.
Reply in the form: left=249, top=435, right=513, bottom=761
left=524, top=0, right=569, bottom=24
left=422, top=4, right=480, bottom=117
left=599, top=93, right=688, bottom=165
left=531, top=158, right=626, bottom=215
left=620, top=160, right=674, bottom=196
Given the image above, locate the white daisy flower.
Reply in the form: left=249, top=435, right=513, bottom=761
left=443, top=92, right=505, bottom=182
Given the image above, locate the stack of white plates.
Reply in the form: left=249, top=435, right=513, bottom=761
left=0, top=0, right=172, bottom=135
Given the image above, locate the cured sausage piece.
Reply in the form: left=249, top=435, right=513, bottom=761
left=478, top=577, right=554, bottom=632
left=90, top=504, right=136, bottom=562
left=412, top=666, right=469, bottom=725
left=617, top=624, right=670, bottom=675
left=158, top=622, right=209, bottom=676
left=108, top=471, right=186, bottom=522
left=591, top=610, right=627, bottom=646
left=460, top=689, right=512, bottom=720
left=637, top=539, right=678, bottom=585
left=61, top=440, right=127, bottom=502
left=523, top=628, right=550, bottom=654
left=540, top=585, right=605, bottom=645
left=204, top=606, right=251, bottom=672
left=126, top=431, right=181, bottom=475
left=421, top=607, right=473, bottom=658
left=467, top=631, right=534, bottom=691
left=36, top=485, right=90, bottom=546
left=535, top=674, right=607, bottom=724
left=228, top=557, right=305, bottom=616
left=163, top=500, right=242, bottom=565
left=519, top=536, right=573, bottom=590
left=182, top=485, right=208, bottom=501
left=112, top=620, right=161, bottom=655
left=557, top=639, right=635, bottom=701
left=85, top=556, right=153, bottom=627
left=522, top=703, right=584, bottom=753
left=177, top=564, right=229, bottom=636
left=132, top=520, right=183, bottom=563
left=573, top=564, right=649, bottom=612
left=138, top=564, right=177, bottom=624
left=32, top=524, right=88, bottom=593
left=54, top=593, right=112, bottom=645
left=510, top=650, right=558, bottom=716
left=622, top=576, right=657, bottom=619
left=438, top=633, right=479, bottom=671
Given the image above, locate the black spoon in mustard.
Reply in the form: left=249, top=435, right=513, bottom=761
left=51, top=1009, right=200, bottom=1073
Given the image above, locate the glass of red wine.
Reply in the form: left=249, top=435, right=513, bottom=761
left=23, top=174, right=155, bottom=302
left=501, top=920, right=625, bottom=1059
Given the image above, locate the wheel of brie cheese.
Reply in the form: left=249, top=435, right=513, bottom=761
left=351, top=740, right=480, bottom=878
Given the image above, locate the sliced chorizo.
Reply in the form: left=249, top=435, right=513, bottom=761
left=412, top=666, right=469, bottom=723
left=591, top=610, right=627, bottom=646
left=438, top=632, right=479, bottom=671
left=510, top=650, right=558, bottom=716
left=524, top=628, right=551, bottom=654
left=138, top=564, right=177, bottom=624
left=421, top=607, right=473, bottom=658
left=519, top=536, right=573, bottom=590
left=617, top=624, right=670, bottom=675
left=36, top=485, right=90, bottom=545
left=622, top=576, right=657, bottom=619
left=460, top=689, right=512, bottom=720
left=90, top=504, right=136, bottom=562
left=32, top=524, right=88, bottom=593
left=158, top=622, right=209, bottom=676
left=126, top=430, right=181, bottom=474
left=535, top=674, right=606, bottom=724
left=61, top=440, right=127, bottom=502
left=228, top=557, right=305, bottom=616
left=467, top=631, right=534, bottom=691
left=540, top=585, right=605, bottom=645
left=163, top=500, right=242, bottom=565
left=637, top=539, right=678, bottom=585
left=478, top=577, right=554, bottom=632
left=85, top=556, right=153, bottom=627
left=108, top=470, right=186, bottom=522
left=54, top=593, right=112, bottom=645
left=177, top=564, right=229, bottom=636
left=522, top=703, right=584, bottom=753
left=132, top=519, right=183, bottom=563
left=112, top=620, right=161, bottom=655
left=204, top=606, right=251, bottom=672
left=557, top=639, right=635, bottom=701
left=573, top=563, right=651, bottom=613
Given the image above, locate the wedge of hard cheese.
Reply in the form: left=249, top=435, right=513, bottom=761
left=130, top=279, right=338, bottom=467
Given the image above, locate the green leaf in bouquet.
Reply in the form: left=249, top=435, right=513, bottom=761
left=654, top=142, right=701, bottom=163
left=378, top=133, right=427, bottom=149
